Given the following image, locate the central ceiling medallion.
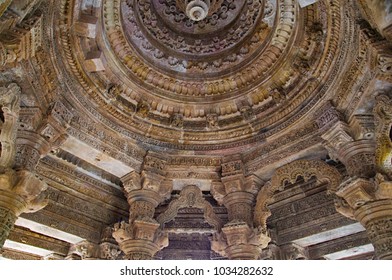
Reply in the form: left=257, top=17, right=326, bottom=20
left=185, top=0, right=210, bottom=21
left=176, top=0, right=224, bottom=21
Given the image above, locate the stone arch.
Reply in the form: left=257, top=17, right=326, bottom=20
left=254, top=159, right=342, bottom=229
left=157, top=185, right=223, bottom=231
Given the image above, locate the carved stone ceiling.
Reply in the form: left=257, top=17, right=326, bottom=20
left=53, top=0, right=340, bottom=153
left=1, top=0, right=392, bottom=260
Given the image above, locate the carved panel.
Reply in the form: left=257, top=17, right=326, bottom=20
left=157, top=185, right=222, bottom=231
left=254, top=160, right=342, bottom=230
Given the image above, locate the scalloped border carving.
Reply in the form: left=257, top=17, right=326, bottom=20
left=254, top=159, right=342, bottom=229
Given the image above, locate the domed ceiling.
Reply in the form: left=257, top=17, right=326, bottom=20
left=2, top=0, right=392, bottom=261
left=50, top=0, right=348, bottom=153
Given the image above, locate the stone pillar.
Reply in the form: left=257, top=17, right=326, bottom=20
left=318, top=98, right=392, bottom=259
left=1, top=84, right=71, bottom=249
left=336, top=177, right=392, bottom=259
left=211, top=158, right=270, bottom=260
left=113, top=155, right=171, bottom=259
left=0, top=83, right=48, bottom=249
left=0, top=169, right=47, bottom=248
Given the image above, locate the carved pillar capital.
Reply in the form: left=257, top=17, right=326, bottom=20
left=99, top=242, right=122, bottom=260
left=112, top=220, right=168, bottom=260
left=321, top=119, right=376, bottom=178
left=212, top=159, right=267, bottom=259
left=0, top=169, right=48, bottom=248
left=260, top=243, right=281, bottom=260
left=211, top=222, right=270, bottom=260
left=216, top=173, right=263, bottom=226
left=121, top=171, right=169, bottom=222
left=74, top=240, right=100, bottom=260
left=335, top=176, right=392, bottom=259
left=66, top=238, right=122, bottom=260
left=114, top=161, right=171, bottom=259
left=281, top=243, right=309, bottom=260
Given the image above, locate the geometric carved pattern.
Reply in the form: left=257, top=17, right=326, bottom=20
left=254, top=159, right=342, bottom=229
left=157, top=185, right=222, bottom=231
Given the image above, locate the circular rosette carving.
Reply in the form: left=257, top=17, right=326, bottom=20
left=120, top=0, right=268, bottom=77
